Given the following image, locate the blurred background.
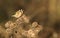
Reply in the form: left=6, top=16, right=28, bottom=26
left=0, top=0, right=60, bottom=38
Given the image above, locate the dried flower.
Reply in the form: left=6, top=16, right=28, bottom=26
left=32, top=22, right=38, bottom=28
left=12, top=9, right=23, bottom=18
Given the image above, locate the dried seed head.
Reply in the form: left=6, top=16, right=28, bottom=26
left=22, top=14, right=30, bottom=23
left=32, top=22, right=38, bottom=28
left=5, top=21, right=16, bottom=29
left=12, top=9, right=23, bottom=18
left=27, top=29, right=35, bottom=37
